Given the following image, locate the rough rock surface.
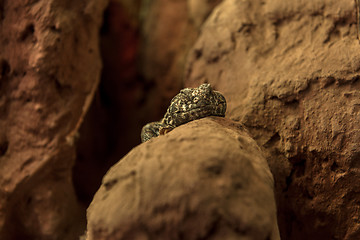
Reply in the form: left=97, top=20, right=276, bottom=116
left=86, top=117, right=280, bottom=240
left=185, top=0, right=360, bottom=239
left=0, top=0, right=107, bottom=239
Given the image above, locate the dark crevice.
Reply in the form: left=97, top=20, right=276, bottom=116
left=272, top=14, right=298, bottom=27
left=104, top=179, right=118, bottom=190
left=194, top=49, right=203, bottom=59
left=26, top=196, right=32, bottom=205
left=54, top=77, right=72, bottom=99
left=264, top=132, right=280, bottom=148
left=237, top=22, right=255, bottom=34
left=330, top=160, right=339, bottom=172
left=205, top=163, right=223, bottom=176
left=284, top=169, right=294, bottom=192
left=198, top=216, right=221, bottom=240
left=284, top=99, right=299, bottom=108
left=73, top=1, right=143, bottom=207
left=0, top=58, right=10, bottom=77
left=351, top=75, right=360, bottom=84
left=100, top=6, right=111, bottom=35
left=304, top=187, right=314, bottom=200
left=20, top=157, right=35, bottom=171
left=207, top=55, right=219, bottom=63
left=284, top=159, right=306, bottom=191
left=323, top=14, right=353, bottom=44
left=0, top=138, right=9, bottom=156
left=50, top=25, right=61, bottom=33
left=19, top=24, right=35, bottom=42
left=321, top=76, right=336, bottom=88
left=0, top=0, right=4, bottom=21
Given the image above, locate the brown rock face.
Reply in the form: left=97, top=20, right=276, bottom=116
left=86, top=117, right=280, bottom=240
left=185, top=0, right=360, bottom=239
left=0, top=0, right=107, bottom=239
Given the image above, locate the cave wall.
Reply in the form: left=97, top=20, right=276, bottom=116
left=185, top=0, right=360, bottom=239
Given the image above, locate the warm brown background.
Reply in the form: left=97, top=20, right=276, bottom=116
left=1, top=0, right=360, bottom=239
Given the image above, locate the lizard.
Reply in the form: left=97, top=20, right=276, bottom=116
left=141, top=83, right=227, bottom=142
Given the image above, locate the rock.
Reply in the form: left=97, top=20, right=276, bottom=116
left=86, top=117, right=280, bottom=240
left=187, top=0, right=223, bottom=29
left=185, top=0, right=360, bottom=239
left=0, top=0, right=107, bottom=239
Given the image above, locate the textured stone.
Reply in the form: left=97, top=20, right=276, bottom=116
left=86, top=117, right=280, bottom=240
left=185, top=0, right=360, bottom=239
left=0, top=0, right=107, bottom=239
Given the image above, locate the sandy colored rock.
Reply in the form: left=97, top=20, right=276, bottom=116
left=86, top=117, right=280, bottom=240
left=185, top=0, right=360, bottom=239
left=187, top=0, right=223, bottom=29
left=0, top=0, right=107, bottom=239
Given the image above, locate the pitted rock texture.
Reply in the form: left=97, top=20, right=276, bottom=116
left=0, top=0, right=107, bottom=239
left=86, top=117, right=280, bottom=240
left=185, top=0, right=360, bottom=239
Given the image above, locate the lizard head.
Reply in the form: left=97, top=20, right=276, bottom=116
left=163, top=83, right=227, bottom=127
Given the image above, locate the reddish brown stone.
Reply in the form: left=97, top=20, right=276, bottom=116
left=185, top=0, right=360, bottom=239
left=0, top=0, right=107, bottom=239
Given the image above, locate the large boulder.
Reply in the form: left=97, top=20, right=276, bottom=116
left=86, top=117, right=280, bottom=240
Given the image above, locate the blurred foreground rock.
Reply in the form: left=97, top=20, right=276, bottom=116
left=86, top=117, right=280, bottom=240
left=0, top=0, right=107, bottom=239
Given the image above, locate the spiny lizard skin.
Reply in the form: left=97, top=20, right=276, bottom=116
left=141, top=83, right=226, bottom=142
